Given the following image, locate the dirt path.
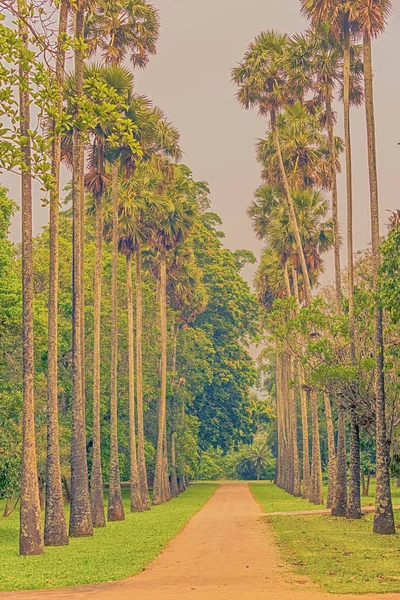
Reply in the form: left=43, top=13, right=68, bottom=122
left=3, top=482, right=400, bottom=600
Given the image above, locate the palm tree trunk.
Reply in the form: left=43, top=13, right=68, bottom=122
left=69, top=3, right=93, bottom=539
left=107, top=163, right=125, bottom=522
left=299, top=367, right=310, bottom=499
left=331, top=403, right=347, bottom=517
left=172, top=322, right=178, bottom=373
left=90, top=184, right=106, bottom=528
left=310, top=389, right=323, bottom=505
left=162, top=428, right=171, bottom=501
left=347, top=411, right=361, bottom=518
left=275, top=353, right=282, bottom=488
left=270, top=109, right=312, bottom=305
left=18, top=0, right=44, bottom=556
left=170, top=432, right=179, bottom=497
left=363, top=32, right=394, bottom=535
left=343, top=17, right=361, bottom=521
left=153, top=249, right=168, bottom=505
left=325, top=95, right=342, bottom=313
left=44, top=0, right=69, bottom=548
left=126, top=254, right=143, bottom=513
left=290, top=357, right=301, bottom=497
left=135, top=245, right=151, bottom=509
left=324, top=393, right=336, bottom=509
left=343, top=18, right=355, bottom=353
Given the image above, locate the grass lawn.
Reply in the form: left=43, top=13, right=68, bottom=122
left=250, top=480, right=400, bottom=513
left=250, top=482, right=400, bottom=594
left=0, top=483, right=216, bottom=592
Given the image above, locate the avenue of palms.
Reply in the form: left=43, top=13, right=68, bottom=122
left=1, top=0, right=400, bottom=597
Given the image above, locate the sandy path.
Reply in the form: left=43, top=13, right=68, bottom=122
left=2, top=482, right=400, bottom=600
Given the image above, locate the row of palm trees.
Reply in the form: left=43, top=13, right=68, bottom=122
left=234, top=0, right=394, bottom=534
left=16, top=0, right=198, bottom=556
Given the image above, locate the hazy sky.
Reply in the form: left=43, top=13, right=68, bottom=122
left=6, top=0, right=400, bottom=286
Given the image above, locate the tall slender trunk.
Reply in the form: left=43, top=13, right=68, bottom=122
left=281, top=353, right=291, bottom=493
left=275, top=353, right=282, bottom=488
left=326, top=94, right=342, bottom=313
left=270, top=109, right=312, bottom=305
left=153, top=249, right=168, bottom=505
left=90, top=181, right=106, bottom=527
left=126, top=254, right=142, bottom=512
left=170, top=433, right=179, bottom=497
left=310, top=389, right=323, bottom=505
left=299, top=368, right=310, bottom=499
left=162, top=428, right=171, bottom=501
left=44, top=0, right=69, bottom=547
left=18, top=0, right=44, bottom=556
left=290, top=358, right=301, bottom=497
left=363, top=32, right=394, bottom=535
left=69, top=4, right=93, bottom=539
left=331, top=403, right=347, bottom=517
left=292, top=268, right=310, bottom=499
left=343, top=18, right=355, bottom=355
left=170, top=324, right=179, bottom=498
left=107, top=163, right=125, bottom=522
left=172, top=322, right=178, bottom=374
left=343, top=16, right=361, bottom=519
left=135, top=245, right=150, bottom=509
left=324, top=393, right=336, bottom=509
left=347, top=411, right=361, bottom=518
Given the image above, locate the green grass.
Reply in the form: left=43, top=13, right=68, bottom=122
left=0, top=484, right=216, bottom=592
left=250, top=480, right=400, bottom=513
left=250, top=482, right=400, bottom=594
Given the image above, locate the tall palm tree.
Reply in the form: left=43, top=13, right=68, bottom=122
left=233, top=31, right=313, bottom=305
left=17, top=0, right=44, bottom=556
left=106, top=159, right=128, bottom=522
left=68, top=0, right=94, bottom=539
left=249, top=185, right=333, bottom=499
left=83, top=0, right=160, bottom=518
left=44, top=0, right=69, bottom=547
left=354, top=0, right=394, bottom=535
left=166, top=242, right=208, bottom=496
left=117, top=165, right=169, bottom=511
left=150, top=164, right=199, bottom=505
left=117, top=101, right=181, bottom=509
left=290, top=26, right=343, bottom=311
left=300, top=0, right=362, bottom=520
left=84, top=64, right=135, bottom=527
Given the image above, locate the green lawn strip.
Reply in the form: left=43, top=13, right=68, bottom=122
left=250, top=481, right=400, bottom=513
left=0, top=483, right=217, bottom=592
left=267, top=510, right=400, bottom=595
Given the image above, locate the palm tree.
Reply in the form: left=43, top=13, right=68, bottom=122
left=256, top=102, right=341, bottom=193
left=300, top=0, right=363, bottom=520
left=236, top=437, right=275, bottom=480
left=233, top=31, right=313, bottom=305
left=166, top=243, right=208, bottom=496
left=117, top=164, right=169, bottom=511
left=85, top=0, right=159, bottom=67
left=17, top=0, right=44, bottom=556
left=117, top=101, right=181, bottom=509
left=290, top=26, right=343, bottom=311
left=250, top=186, right=333, bottom=499
left=354, top=0, right=394, bottom=535
left=68, top=0, right=94, bottom=539
left=84, top=64, right=135, bottom=527
left=106, top=163, right=125, bottom=523
left=44, top=0, right=69, bottom=547
left=150, top=164, right=199, bottom=505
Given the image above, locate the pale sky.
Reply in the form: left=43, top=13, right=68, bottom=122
left=5, top=0, right=400, bottom=286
